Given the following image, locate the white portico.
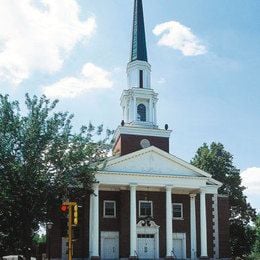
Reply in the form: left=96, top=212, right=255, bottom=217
left=88, top=146, right=221, bottom=259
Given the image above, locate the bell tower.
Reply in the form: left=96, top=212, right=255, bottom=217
left=113, top=0, right=171, bottom=156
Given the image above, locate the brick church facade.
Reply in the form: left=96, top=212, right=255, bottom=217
left=50, top=0, right=231, bottom=259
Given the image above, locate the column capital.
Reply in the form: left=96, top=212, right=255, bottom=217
left=200, top=187, right=207, bottom=194
left=190, top=193, right=197, bottom=198
left=130, top=183, right=138, bottom=189
left=92, top=182, right=99, bottom=189
left=165, top=185, right=173, bottom=191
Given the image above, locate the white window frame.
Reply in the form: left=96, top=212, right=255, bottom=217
left=103, top=200, right=116, bottom=218
left=172, top=203, right=183, bottom=220
left=139, top=200, right=153, bottom=218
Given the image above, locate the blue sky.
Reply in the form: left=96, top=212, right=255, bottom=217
left=0, top=0, right=259, bottom=211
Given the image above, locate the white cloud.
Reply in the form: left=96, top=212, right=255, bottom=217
left=241, top=167, right=260, bottom=212
left=43, top=63, right=113, bottom=98
left=0, top=0, right=96, bottom=85
left=241, top=167, right=260, bottom=196
left=153, top=21, right=207, bottom=56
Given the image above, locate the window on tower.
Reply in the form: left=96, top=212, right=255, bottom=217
left=139, top=70, right=143, bottom=88
left=137, top=104, right=146, bottom=122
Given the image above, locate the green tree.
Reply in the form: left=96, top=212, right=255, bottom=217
left=0, top=94, right=112, bottom=257
left=191, top=142, right=256, bottom=257
left=253, top=214, right=260, bottom=254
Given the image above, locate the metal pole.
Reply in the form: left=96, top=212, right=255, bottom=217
left=46, top=222, right=53, bottom=260
left=68, top=204, right=72, bottom=260
left=46, top=224, right=50, bottom=260
left=48, top=227, right=50, bottom=260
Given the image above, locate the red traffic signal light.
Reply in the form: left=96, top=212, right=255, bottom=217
left=60, top=204, right=69, bottom=213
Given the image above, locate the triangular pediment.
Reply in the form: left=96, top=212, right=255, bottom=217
left=102, top=146, right=212, bottom=179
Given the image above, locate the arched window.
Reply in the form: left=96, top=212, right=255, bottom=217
left=137, top=104, right=146, bottom=122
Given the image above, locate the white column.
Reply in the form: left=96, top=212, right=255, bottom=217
left=130, top=184, right=137, bottom=257
left=149, top=98, right=153, bottom=122
left=123, top=106, right=125, bottom=122
left=154, top=102, right=157, bottom=125
left=133, top=96, right=136, bottom=122
left=92, top=183, right=99, bottom=257
left=190, top=194, right=197, bottom=259
left=200, top=189, right=208, bottom=257
left=166, top=186, right=173, bottom=257
left=89, top=194, right=93, bottom=257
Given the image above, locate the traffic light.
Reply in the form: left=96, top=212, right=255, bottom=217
left=60, top=204, right=69, bottom=213
left=73, top=204, right=78, bottom=225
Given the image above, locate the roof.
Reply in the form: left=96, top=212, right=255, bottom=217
left=130, top=0, right=148, bottom=62
left=99, top=146, right=223, bottom=187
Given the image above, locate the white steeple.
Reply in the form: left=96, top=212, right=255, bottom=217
left=121, top=0, right=158, bottom=128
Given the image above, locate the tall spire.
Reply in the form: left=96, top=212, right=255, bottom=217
left=130, top=0, right=148, bottom=62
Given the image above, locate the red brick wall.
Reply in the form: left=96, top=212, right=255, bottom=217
left=206, top=194, right=214, bottom=258
left=113, top=134, right=169, bottom=156
left=119, top=190, right=130, bottom=257
left=218, top=196, right=231, bottom=258
left=113, top=136, right=121, bottom=155
left=50, top=191, right=230, bottom=259
left=99, top=191, right=121, bottom=231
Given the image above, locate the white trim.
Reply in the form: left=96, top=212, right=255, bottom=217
left=101, top=231, right=119, bottom=239
left=172, top=203, right=183, bottom=220
left=98, top=170, right=207, bottom=180
left=127, top=60, right=151, bottom=71
left=96, top=172, right=219, bottom=194
left=139, top=200, right=153, bottom=218
left=105, top=146, right=219, bottom=181
left=103, top=200, right=116, bottom=218
left=114, top=126, right=171, bottom=139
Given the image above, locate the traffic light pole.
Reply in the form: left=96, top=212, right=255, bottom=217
left=61, top=201, right=78, bottom=260
left=68, top=204, right=73, bottom=260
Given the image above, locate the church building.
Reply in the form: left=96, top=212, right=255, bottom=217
left=50, top=0, right=230, bottom=259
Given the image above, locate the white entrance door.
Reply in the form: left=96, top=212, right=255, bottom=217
left=172, top=233, right=186, bottom=259
left=101, top=232, right=119, bottom=259
left=137, top=234, right=155, bottom=259
left=173, top=239, right=183, bottom=259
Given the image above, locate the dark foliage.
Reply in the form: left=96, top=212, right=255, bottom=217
left=191, top=142, right=256, bottom=257
left=0, top=94, right=112, bottom=256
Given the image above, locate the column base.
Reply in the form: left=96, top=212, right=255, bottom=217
left=90, top=257, right=100, bottom=260
left=129, top=257, right=138, bottom=259
left=199, top=257, right=209, bottom=260
left=165, top=257, right=174, bottom=259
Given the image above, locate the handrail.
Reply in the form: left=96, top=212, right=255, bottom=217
left=171, top=249, right=177, bottom=259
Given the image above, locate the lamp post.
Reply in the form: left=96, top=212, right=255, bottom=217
left=46, top=221, right=53, bottom=260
